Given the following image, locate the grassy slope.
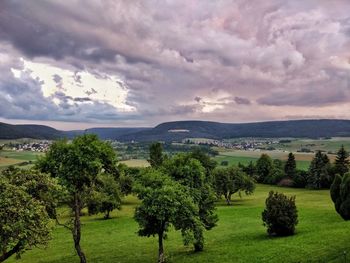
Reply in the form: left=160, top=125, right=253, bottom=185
left=8, top=185, right=350, bottom=263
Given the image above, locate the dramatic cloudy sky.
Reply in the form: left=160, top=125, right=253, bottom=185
left=1, top=0, right=350, bottom=129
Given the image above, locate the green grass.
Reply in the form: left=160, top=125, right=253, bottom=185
left=214, top=154, right=310, bottom=170
left=8, top=185, right=350, bottom=263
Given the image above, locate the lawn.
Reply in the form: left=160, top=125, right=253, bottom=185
left=8, top=184, right=350, bottom=263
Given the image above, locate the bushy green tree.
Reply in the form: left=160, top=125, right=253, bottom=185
left=264, top=167, right=285, bottom=185
left=285, top=153, right=297, bottom=179
left=37, top=134, right=118, bottom=263
left=293, top=170, right=308, bottom=188
left=134, top=169, right=201, bottom=263
left=149, top=142, right=164, bottom=168
left=0, top=177, right=52, bottom=262
left=1, top=167, right=61, bottom=218
left=213, top=166, right=255, bottom=205
left=307, top=151, right=332, bottom=189
left=334, top=145, right=350, bottom=176
left=87, top=174, right=121, bottom=219
left=330, top=173, right=350, bottom=220
left=162, top=153, right=218, bottom=251
left=262, top=191, right=298, bottom=236
left=189, top=147, right=217, bottom=179
left=256, top=154, right=273, bottom=183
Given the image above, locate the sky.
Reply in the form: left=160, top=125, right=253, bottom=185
left=0, top=0, right=350, bottom=130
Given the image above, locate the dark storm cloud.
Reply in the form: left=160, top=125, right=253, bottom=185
left=234, top=97, right=251, bottom=105
left=0, top=0, right=350, bottom=126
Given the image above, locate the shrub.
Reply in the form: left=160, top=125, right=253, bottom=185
left=277, top=178, right=294, bottom=187
left=221, top=160, right=229, bottom=166
left=330, top=173, right=350, bottom=220
left=262, top=191, right=298, bottom=236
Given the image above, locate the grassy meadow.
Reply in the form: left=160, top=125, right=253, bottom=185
left=0, top=150, right=42, bottom=168
left=8, top=184, right=350, bottom=263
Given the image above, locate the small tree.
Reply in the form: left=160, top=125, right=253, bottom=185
left=37, top=134, right=118, bottom=263
left=149, top=142, right=164, bottom=168
left=262, top=191, right=298, bottom=236
left=87, top=174, right=121, bottom=219
left=285, top=153, right=297, bottom=179
left=330, top=173, right=350, bottom=220
left=256, top=154, right=273, bottom=183
left=162, top=153, right=218, bottom=251
left=213, top=167, right=255, bottom=205
left=134, top=169, right=200, bottom=263
left=308, top=151, right=331, bottom=189
left=0, top=177, right=52, bottom=262
left=334, top=145, right=350, bottom=176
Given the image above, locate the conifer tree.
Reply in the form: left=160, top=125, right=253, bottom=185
left=334, top=145, right=350, bottom=176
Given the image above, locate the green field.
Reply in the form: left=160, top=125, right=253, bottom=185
left=213, top=149, right=325, bottom=170
left=120, top=159, right=150, bottom=167
left=7, top=184, right=350, bottom=263
left=0, top=150, right=42, bottom=168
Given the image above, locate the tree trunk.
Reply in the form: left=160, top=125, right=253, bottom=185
left=73, top=193, right=87, bottom=263
left=158, top=230, right=165, bottom=263
left=104, top=210, right=110, bottom=219
left=0, top=241, right=22, bottom=262
left=225, top=193, right=231, bottom=205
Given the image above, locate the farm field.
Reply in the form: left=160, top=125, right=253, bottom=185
left=7, top=184, right=350, bottom=263
left=0, top=150, right=42, bottom=168
left=120, top=159, right=150, bottom=167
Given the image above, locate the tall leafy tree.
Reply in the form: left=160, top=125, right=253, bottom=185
left=256, top=154, right=273, bottom=183
left=162, top=153, right=218, bottom=251
left=213, top=166, right=255, bottom=205
left=149, top=142, right=164, bottom=168
left=189, top=147, right=217, bottom=179
left=134, top=169, right=200, bottom=263
left=307, top=151, right=331, bottom=189
left=330, top=173, right=350, bottom=220
left=37, top=134, right=118, bottom=263
left=334, top=145, right=350, bottom=176
left=0, top=176, right=52, bottom=262
left=284, top=153, right=297, bottom=179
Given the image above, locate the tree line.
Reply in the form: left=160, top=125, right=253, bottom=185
left=235, top=145, right=350, bottom=189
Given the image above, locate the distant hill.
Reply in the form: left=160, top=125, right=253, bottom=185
left=117, top=119, right=350, bottom=142
left=2, top=119, right=350, bottom=141
left=0, top=122, right=63, bottom=140
left=73, top=128, right=151, bottom=140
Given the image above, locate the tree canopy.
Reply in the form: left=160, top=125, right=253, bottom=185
left=37, top=134, right=118, bottom=263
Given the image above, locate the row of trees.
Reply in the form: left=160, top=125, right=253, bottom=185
left=238, top=146, right=350, bottom=189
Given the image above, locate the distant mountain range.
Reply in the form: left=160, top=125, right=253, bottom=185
left=2, top=119, right=350, bottom=141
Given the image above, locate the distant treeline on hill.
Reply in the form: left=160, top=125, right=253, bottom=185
left=2, top=119, right=350, bottom=141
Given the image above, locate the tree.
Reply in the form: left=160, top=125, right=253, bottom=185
left=189, top=147, right=217, bottom=179
left=256, top=154, right=273, bottom=183
left=149, top=142, right=164, bottom=168
left=0, top=177, right=52, bottom=262
left=285, top=153, right=297, bottom=179
left=308, top=151, right=332, bottom=189
left=87, top=174, right=121, bottom=219
left=134, top=169, right=200, bottom=263
left=262, top=191, right=298, bottom=236
left=213, top=166, right=255, bottom=205
left=36, top=134, right=118, bottom=263
left=334, top=145, right=350, bottom=176
left=162, top=153, right=218, bottom=251
left=1, top=167, right=61, bottom=219
left=330, top=173, right=350, bottom=220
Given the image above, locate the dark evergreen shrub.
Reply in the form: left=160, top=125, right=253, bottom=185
left=262, top=191, right=298, bottom=236
left=330, top=173, right=350, bottom=220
